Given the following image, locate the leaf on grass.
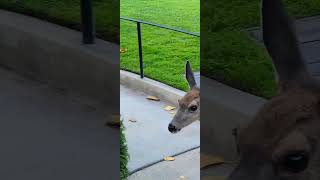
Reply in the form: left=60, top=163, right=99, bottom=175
left=164, top=105, right=176, bottom=111
left=164, top=156, right=175, bottom=161
left=106, top=115, right=120, bottom=126
left=146, top=96, right=160, bottom=101
left=120, top=48, right=128, bottom=53
left=129, top=118, right=137, bottom=123
left=201, top=154, right=225, bottom=169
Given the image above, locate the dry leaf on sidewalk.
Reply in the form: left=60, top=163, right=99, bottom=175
left=129, top=118, right=137, bottom=123
left=201, top=154, right=225, bottom=169
left=179, top=175, right=186, bottom=179
left=164, top=156, right=175, bottom=161
left=105, top=115, right=120, bottom=126
left=120, top=48, right=128, bottom=53
left=164, top=105, right=176, bottom=111
left=146, top=96, right=160, bottom=101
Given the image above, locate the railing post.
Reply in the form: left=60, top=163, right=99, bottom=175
left=137, top=22, right=144, bottom=78
left=81, top=0, right=95, bottom=44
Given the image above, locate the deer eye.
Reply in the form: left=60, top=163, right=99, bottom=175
left=189, top=105, right=198, bottom=112
left=280, top=151, right=309, bottom=173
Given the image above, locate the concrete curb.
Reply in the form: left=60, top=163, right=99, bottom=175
left=0, top=10, right=119, bottom=107
left=120, top=70, right=185, bottom=106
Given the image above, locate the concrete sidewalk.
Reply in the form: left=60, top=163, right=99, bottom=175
left=0, top=67, right=118, bottom=180
left=248, top=15, right=320, bottom=80
left=120, top=85, right=200, bottom=173
left=129, top=148, right=200, bottom=180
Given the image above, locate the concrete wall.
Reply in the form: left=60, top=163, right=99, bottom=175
left=201, top=76, right=266, bottom=160
left=0, top=10, right=119, bottom=107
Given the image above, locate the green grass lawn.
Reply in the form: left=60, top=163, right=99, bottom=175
left=120, top=0, right=200, bottom=91
left=120, top=120, right=129, bottom=180
left=0, top=0, right=119, bottom=43
left=202, top=0, right=320, bottom=98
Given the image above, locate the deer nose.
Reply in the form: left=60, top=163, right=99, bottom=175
left=168, top=123, right=178, bottom=133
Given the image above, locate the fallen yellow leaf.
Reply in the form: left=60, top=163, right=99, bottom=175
left=201, top=154, right=225, bottom=169
left=146, top=96, right=160, bottom=101
left=129, top=118, right=137, bottom=123
left=120, top=48, right=128, bottom=53
left=180, top=175, right=186, bottom=179
left=106, top=115, right=120, bottom=126
left=164, top=156, right=175, bottom=161
left=164, top=105, right=176, bottom=111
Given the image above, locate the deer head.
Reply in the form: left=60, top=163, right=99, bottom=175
left=228, top=0, right=320, bottom=179
left=168, top=61, right=200, bottom=133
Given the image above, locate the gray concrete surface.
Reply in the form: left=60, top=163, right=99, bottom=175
left=248, top=15, right=320, bottom=80
left=194, top=72, right=200, bottom=86
left=201, top=163, right=235, bottom=179
left=0, top=10, right=119, bottom=107
left=201, top=76, right=266, bottom=161
left=0, top=67, right=119, bottom=180
left=128, top=148, right=200, bottom=180
left=248, top=15, right=320, bottom=43
left=120, top=85, right=200, bottom=172
left=121, top=70, right=185, bottom=106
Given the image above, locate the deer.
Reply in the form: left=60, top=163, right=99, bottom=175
left=168, top=61, right=200, bottom=133
left=228, top=0, right=320, bottom=179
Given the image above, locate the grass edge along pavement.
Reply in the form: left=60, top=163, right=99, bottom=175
left=121, top=120, right=129, bottom=180
left=0, top=0, right=119, bottom=43
left=202, top=0, right=320, bottom=98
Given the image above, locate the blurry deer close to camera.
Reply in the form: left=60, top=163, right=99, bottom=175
left=229, top=0, right=320, bottom=179
left=168, top=61, right=200, bottom=133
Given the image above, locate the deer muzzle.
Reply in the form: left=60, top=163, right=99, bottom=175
left=168, top=123, right=181, bottom=133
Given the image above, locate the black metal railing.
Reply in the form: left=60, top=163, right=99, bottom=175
left=81, top=0, right=95, bottom=44
left=120, top=16, right=200, bottom=78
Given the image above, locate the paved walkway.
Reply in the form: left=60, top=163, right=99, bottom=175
left=194, top=72, right=201, bottom=86
left=129, top=148, right=200, bottom=180
left=120, top=85, right=200, bottom=175
left=0, top=68, right=118, bottom=180
left=248, top=15, right=320, bottom=79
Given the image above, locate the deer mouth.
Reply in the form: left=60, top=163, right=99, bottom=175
left=170, top=128, right=181, bottom=134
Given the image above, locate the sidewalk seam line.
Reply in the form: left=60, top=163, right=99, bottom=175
left=128, top=145, right=200, bottom=176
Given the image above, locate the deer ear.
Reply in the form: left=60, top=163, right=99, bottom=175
left=185, top=61, right=196, bottom=89
left=262, top=0, right=311, bottom=92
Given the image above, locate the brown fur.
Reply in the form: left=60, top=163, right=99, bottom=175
left=239, top=88, right=319, bottom=148
left=168, top=61, right=200, bottom=133
left=228, top=0, right=320, bottom=178
left=179, top=87, right=200, bottom=109
left=231, top=87, right=320, bottom=180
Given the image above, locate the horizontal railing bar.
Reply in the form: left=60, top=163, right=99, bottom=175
left=120, top=16, right=200, bottom=37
